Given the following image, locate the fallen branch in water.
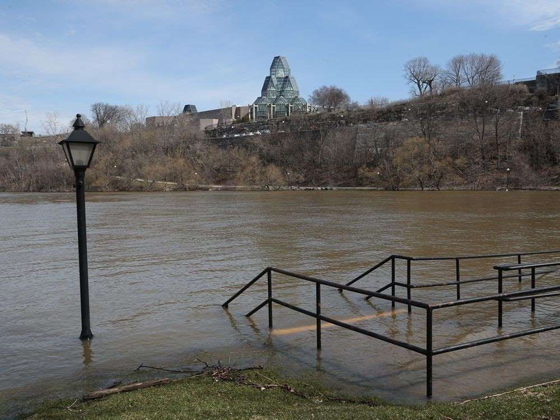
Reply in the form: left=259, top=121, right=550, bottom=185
left=82, top=361, right=262, bottom=402
left=135, top=363, right=199, bottom=374
left=82, top=361, right=377, bottom=408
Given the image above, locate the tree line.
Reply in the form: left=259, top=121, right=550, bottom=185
left=1, top=51, right=559, bottom=192
left=0, top=81, right=558, bottom=192
left=403, top=53, right=503, bottom=97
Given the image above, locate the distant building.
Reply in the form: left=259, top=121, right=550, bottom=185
left=183, top=104, right=198, bottom=114
left=145, top=55, right=311, bottom=130
left=249, top=56, right=311, bottom=121
left=504, top=67, right=560, bottom=95
left=146, top=104, right=250, bottom=131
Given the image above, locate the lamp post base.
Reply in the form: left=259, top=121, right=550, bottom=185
left=80, top=330, right=94, bottom=340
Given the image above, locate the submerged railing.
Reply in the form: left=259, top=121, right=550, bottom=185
left=222, top=250, right=560, bottom=398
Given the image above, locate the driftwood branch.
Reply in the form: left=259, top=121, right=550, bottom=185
left=81, top=360, right=377, bottom=408
left=82, top=361, right=263, bottom=402
left=195, top=358, right=211, bottom=368
left=135, top=363, right=198, bottom=374
left=83, top=378, right=172, bottom=401
left=65, top=399, right=80, bottom=412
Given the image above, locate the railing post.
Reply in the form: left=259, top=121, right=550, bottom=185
left=391, top=256, right=396, bottom=309
left=426, top=308, right=433, bottom=398
left=498, top=268, right=503, bottom=328
left=531, top=267, right=536, bottom=313
left=316, top=283, right=321, bottom=349
left=407, top=259, right=412, bottom=314
left=518, top=254, right=522, bottom=283
left=455, top=258, right=461, bottom=301
left=267, top=268, right=273, bottom=329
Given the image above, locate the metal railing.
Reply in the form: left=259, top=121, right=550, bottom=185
left=222, top=250, right=560, bottom=398
left=499, top=77, right=535, bottom=85
left=346, top=250, right=560, bottom=312
left=538, top=67, right=560, bottom=76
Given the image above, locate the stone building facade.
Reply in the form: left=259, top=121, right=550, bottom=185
left=146, top=104, right=250, bottom=131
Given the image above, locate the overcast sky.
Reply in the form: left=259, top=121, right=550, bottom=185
left=1, top=0, right=560, bottom=133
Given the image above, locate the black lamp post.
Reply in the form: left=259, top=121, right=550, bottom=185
left=506, top=167, right=510, bottom=191
left=59, top=114, right=100, bottom=340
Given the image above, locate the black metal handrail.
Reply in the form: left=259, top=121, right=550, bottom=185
left=494, top=261, right=560, bottom=327
left=223, top=251, right=560, bottom=399
left=345, top=250, right=560, bottom=311
left=222, top=267, right=270, bottom=308
left=223, top=266, right=433, bottom=394
left=495, top=261, right=560, bottom=271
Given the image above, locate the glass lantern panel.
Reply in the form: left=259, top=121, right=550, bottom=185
left=69, top=142, right=94, bottom=167
left=62, top=142, right=72, bottom=166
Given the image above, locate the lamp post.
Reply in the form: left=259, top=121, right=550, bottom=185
left=506, top=167, right=510, bottom=191
left=59, top=114, right=100, bottom=340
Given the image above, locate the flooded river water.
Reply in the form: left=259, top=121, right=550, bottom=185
left=2, top=191, right=560, bottom=416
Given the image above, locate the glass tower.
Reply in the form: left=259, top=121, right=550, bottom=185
left=251, top=56, right=308, bottom=120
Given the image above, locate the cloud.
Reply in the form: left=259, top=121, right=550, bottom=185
left=68, top=0, right=227, bottom=20
left=418, top=0, right=560, bottom=31
left=0, top=31, right=256, bottom=131
left=504, top=0, right=560, bottom=31
left=546, top=41, right=560, bottom=51
left=0, top=32, right=252, bottom=97
left=0, top=94, right=29, bottom=127
left=0, top=34, right=142, bottom=81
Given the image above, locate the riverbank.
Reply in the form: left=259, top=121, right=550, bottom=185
left=4, top=184, right=560, bottom=193
left=26, top=367, right=560, bottom=419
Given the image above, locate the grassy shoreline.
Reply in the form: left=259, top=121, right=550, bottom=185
left=25, top=367, right=560, bottom=419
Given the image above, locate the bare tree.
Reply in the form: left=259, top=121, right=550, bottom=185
left=91, top=103, right=128, bottom=128
left=366, top=97, right=389, bottom=109
left=404, top=57, right=441, bottom=97
left=309, top=85, right=351, bottom=111
left=219, top=100, right=233, bottom=126
left=444, top=55, right=466, bottom=87
left=0, top=123, right=19, bottom=135
left=42, top=112, right=65, bottom=137
left=458, top=84, right=495, bottom=164
left=122, top=104, right=149, bottom=130
left=156, top=100, right=181, bottom=117
left=347, top=101, right=361, bottom=111
left=411, top=95, right=445, bottom=141
left=0, top=123, right=20, bottom=146
left=462, top=53, right=502, bottom=87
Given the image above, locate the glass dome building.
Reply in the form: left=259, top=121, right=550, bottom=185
left=250, top=56, right=309, bottom=120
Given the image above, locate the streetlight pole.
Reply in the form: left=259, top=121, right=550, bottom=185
left=59, top=114, right=100, bottom=340
left=506, top=167, right=510, bottom=191
left=75, top=167, right=92, bottom=339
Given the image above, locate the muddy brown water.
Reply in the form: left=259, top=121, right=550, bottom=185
left=2, top=191, right=560, bottom=416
